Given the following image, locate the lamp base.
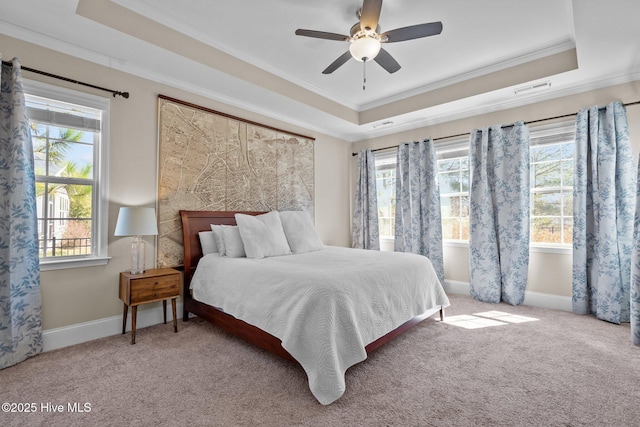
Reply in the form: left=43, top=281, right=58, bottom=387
left=130, top=236, right=146, bottom=275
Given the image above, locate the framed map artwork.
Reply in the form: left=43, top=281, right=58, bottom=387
left=156, top=95, right=315, bottom=267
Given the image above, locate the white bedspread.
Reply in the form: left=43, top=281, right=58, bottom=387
left=190, top=246, right=450, bottom=404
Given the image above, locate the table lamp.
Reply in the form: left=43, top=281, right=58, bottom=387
left=114, top=207, right=158, bottom=274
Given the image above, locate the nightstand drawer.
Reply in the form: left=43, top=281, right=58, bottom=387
left=130, top=274, right=180, bottom=304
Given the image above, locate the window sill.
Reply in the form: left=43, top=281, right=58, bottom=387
left=40, top=256, right=111, bottom=271
left=382, top=239, right=571, bottom=254
left=443, top=240, right=469, bottom=248
left=443, top=240, right=571, bottom=254
left=530, top=245, right=572, bottom=255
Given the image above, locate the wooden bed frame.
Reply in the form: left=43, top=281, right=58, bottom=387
left=179, top=210, right=444, bottom=364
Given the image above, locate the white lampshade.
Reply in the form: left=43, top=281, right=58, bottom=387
left=114, top=207, right=158, bottom=236
left=349, top=36, right=381, bottom=62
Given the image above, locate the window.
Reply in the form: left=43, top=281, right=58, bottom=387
left=437, top=142, right=470, bottom=241
left=25, top=80, right=110, bottom=269
left=373, top=141, right=471, bottom=242
left=529, top=124, right=575, bottom=246
left=375, top=152, right=396, bottom=239
left=372, top=122, right=575, bottom=249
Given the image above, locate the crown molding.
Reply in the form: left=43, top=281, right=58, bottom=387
left=3, top=16, right=638, bottom=144
left=357, top=71, right=640, bottom=142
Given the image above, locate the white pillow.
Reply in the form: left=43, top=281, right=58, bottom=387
left=198, top=231, right=218, bottom=255
left=222, top=226, right=246, bottom=258
left=210, top=225, right=227, bottom=256
left=279, top=210, right=324, bottom=254
left=235, top=211, right=291, bottom=259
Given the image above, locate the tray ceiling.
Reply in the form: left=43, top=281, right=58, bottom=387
left=1, top=0, right=639, bottom=141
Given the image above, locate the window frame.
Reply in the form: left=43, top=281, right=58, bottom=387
left=528, top=121, right=575, bottom=252
left=374, top=149, right=397, bottom=241
left=24, top=79, right=111, bottom=270
left=436, top=138, right=470, bottom=243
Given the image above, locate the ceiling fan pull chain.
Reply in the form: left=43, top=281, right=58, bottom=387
left=363, top=59, right=367, bottom=90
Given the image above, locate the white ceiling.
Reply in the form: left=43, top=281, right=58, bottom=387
left=1, top=0, right=639, bottom=141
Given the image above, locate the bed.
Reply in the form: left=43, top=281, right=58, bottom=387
left=180, top=210, right=449, bottom=404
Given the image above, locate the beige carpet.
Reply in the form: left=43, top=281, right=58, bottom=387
left=2, top=294, right=639, bottom=427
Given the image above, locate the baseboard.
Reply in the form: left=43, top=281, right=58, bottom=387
left=443, top=280, right=472, bottom=296
left=43, top=282, right=572, bottom=352
left=42, top=302, right=184, bottom=352
left=443, top=280, right=572, bottom=312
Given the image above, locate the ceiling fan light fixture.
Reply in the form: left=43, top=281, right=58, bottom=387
left=349, top=36, right=381, bottom=62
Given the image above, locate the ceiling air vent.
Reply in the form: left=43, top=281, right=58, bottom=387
left=514, top=81, right=551, bottom=96
left=373, top=120, right=394, bottom=129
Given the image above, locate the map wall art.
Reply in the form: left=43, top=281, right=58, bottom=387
left=156, top=95, right=315, bottom=267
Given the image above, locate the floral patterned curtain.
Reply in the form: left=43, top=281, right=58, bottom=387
left=0, top=58, right=42, bottom=368
left=352, top=149, right=380, bottom=250
left=631, top=152, right=640, bottom=346
left=573, top=102, right=635, bottom=328
left=469, top=122, right=530, bottom=305
left=394, top=139, right=444, bottom=284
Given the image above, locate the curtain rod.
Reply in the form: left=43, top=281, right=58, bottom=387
left=352, top=100, right=640, bottom=156
left=2, top=60, right=129, bottom=99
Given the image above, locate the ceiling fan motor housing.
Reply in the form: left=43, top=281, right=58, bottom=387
left=350, top=22, right=380, bottom=37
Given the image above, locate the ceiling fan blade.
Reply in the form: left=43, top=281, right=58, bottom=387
left=322, top=51, right=353, bottom=74
left=381, top=21, right=443, bottom=43
left=374, top=48, right=401, bottom=74
left=359, top=0, right=383, bottom=31
left=295, top=29, right=350, bottom=41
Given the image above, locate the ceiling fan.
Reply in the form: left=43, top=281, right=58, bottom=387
left=295, top=0, right=443, bottom=77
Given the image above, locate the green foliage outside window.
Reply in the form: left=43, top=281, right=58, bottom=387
left=32, top=123, right=95, bottom=257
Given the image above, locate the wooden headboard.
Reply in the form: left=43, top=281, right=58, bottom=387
left=179, top=210, right=264, bottom=289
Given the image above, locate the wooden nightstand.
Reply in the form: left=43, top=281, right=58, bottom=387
left=119, top=267, right=181, bottom=344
